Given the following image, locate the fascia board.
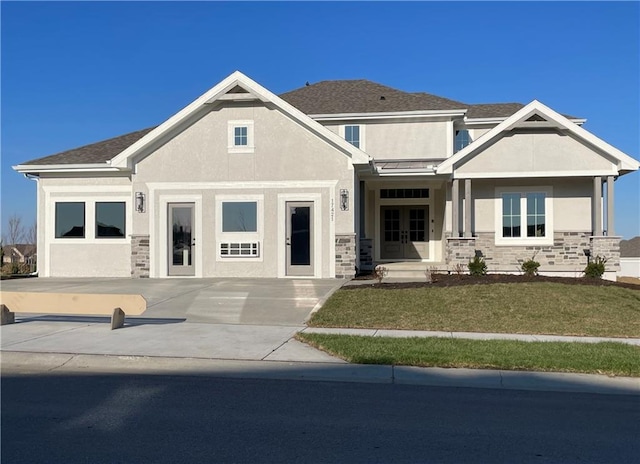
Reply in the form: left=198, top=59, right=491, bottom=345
left=311, top=109, right=468, bottom=121
left=13, top=163, right=127, bottom=174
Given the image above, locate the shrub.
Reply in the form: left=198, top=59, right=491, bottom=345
left=468, top=256, right=487, bottom=276
left=373, top=265, right=388, bottom=284
left=521, top=257, right=541, bottom=276
left=584, top=256, right=607, bottom=279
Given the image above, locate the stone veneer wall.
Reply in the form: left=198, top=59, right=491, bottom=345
left=358, top=238, right=373, bottom=272
left=473, top=232, right=591, bottom=273
left=445, top=232, right=621, bottom=274
left=335, top=234, right=357, bottom=279
left=590, top=236, right=621, bottom=271
left=131, top=234, right=150, bottom=278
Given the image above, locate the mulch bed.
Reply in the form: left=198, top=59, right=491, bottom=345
left=348, top=273, right=640, bottom=290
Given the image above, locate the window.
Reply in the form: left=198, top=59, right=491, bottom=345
left=96, top=202, right=126, bottom=238
left=454, top=129, right=471, bottom=153
left=345, top=125, right=360, bottom=148
left=380, top=188, right=429, bottom=199
left=55, top=202, right=85, bottom=238
left=222, top=202, right=257, bottom=232
left=496, top=188, right=552, bottom=244
left=234, top=126, right=248, bottom=146
left=228, top=120, right=254, bottom=153
left=220, top=242, right=259, bottom=257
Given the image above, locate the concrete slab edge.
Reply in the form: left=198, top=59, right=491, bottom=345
left=305, top=279, right=348, bottom=322
left=2, top=351, right=638, bottom=396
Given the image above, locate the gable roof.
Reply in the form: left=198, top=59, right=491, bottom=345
left=437, top=100, right=640, bottom=175
left=280, top=80, right=467, bottom=115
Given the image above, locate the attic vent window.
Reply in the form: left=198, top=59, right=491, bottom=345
left=227, top=85, right=249, bottom=94
left=380, top=96, right=386, bottom=100
left=526, top=114, right=547, bottom=122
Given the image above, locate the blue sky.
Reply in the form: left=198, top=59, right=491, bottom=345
left=2, top=1, right=639, bottom=239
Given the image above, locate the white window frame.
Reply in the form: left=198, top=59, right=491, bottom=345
left=340, top=124, right=365, bottom=151
left=494, top=186, right=553, bottom=246
left=227, top=120, right=255, bottom=153
left=216, top=194, right=264, bottom=261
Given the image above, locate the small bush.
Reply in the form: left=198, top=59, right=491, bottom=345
left=452, top=264, right=465, bottom=276
left=373, top=265, right=388, bottom=284
left=521, top=258, right=541, bottom=276
left=468, top=256, right=487, bottom=276
left=584, top=256, right=607, bottom=279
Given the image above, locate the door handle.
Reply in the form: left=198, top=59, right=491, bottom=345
left=286, top=238, right=291, bottom=246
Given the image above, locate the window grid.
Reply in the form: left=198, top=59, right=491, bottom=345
left=345, top=125, right=360, bottom=148
left=234, top=126, right=248, bottom=146
left=454, top=130, right=471, bottom=153
left=220, top=242, right=259, bottom=257
left=526, top=193, right=546, bottom=237
left=380, top=189, right=429, bottom=199
left=502, top=193, right=521, bottom=238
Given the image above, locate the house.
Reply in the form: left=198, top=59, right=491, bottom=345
left=619, top=236, right=640, bottom=278
left=13, top=71, right=639, bottom=280
left=2, top=244, right=36, bottom=266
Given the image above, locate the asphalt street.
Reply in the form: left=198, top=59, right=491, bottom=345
left=3, top=369, right=639, bottom=464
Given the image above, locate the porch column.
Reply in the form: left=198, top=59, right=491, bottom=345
left=451, top=179, right=459, bottom=237
left=593, top=176, right=602, bottom=236
left=464, top=179, right=472, bottom=238
left=606, top=176, right=615, bottom=236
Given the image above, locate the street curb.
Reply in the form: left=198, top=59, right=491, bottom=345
left=2, top=351, right=638, bottom=396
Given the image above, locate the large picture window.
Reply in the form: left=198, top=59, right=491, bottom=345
left=222, top=201, right=257, bottom=232
left=496, top=188, right=551, bottom=244
left=55, top=202, right=85, bottom=238
left=96, top=202, right=126, bottom=238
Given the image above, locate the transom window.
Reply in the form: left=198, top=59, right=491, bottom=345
left=496, top=187, right=552, bottom=244
left=380, top=188, right=429, bottom=199
left=55, top=202, right=85, bottom=238
left=345, top=125, right=360, bottom=148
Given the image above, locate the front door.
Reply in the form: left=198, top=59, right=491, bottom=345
left=380, top=205, right=429, bottom=260
left=286, top=202, right=314, bottom=276
left=168, top=203, right=195, bottom=276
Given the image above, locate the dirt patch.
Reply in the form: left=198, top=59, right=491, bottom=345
left=348, top=273, right=640, bottom=291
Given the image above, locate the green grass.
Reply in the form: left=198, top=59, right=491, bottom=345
left=297, top=333, right=640, bottom=377
left=309, top=283, right=640, bottom=338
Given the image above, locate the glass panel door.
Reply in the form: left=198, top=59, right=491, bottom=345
left=286, top=202, right=314, bottom=276
left=168, top=203, right=195, bottom=276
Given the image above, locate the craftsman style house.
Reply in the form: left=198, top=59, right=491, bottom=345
left=14, top=71, right=639, bottom=280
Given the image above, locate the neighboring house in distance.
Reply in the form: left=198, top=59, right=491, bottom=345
left=2, top=244, right=36, bottom=265
left=13, top=71, right=640, bottom=280
left=619, top=236, right=640, bottom=278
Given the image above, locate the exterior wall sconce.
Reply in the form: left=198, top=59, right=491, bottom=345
left=135, top=192, right=146, bottom=213
left=340, top=189, right=349, bottom=211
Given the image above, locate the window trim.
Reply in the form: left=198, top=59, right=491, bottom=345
left=216, top=194, right=264, bottom=261
left=340, top=124, right=365, bottom=151
left=228, top=120, right=255, bottom=153
left=494, top=186, right=553, bottom=246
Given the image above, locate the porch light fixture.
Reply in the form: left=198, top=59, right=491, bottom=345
left=340, top=189, right=349, bottom=211
left=135, top=192, right=146, bottom=213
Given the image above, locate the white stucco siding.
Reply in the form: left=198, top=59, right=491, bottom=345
left=471, top=178, right=592, bottom=233
left=49, top=244, right=130, bottom=277
left=364, top=120, right=448, bottom=159
left=457, top=130, right=615, bottom=176
left=38, top=176, right=133, bottom=277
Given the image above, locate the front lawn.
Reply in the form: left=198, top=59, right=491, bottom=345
left=297, top=333, right=640, bottom=377
left=309, top=282, right=640, bottom=338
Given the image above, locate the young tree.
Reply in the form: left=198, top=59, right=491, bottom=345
left=5, top=214, right=25, bottom=246
left=26, top=222, right=37, bottom=245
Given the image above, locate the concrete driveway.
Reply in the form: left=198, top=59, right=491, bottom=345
left=0, top=277, right=344, bottom=326
left=0, top=277, right=346, bottom=362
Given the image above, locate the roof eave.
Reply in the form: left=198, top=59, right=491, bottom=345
left=13, top=163, right=129, bottom=174
left=310, top=109, right=467, bottom=121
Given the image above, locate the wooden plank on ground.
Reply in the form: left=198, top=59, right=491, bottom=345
left=0, top=292, right=146, bottom=316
